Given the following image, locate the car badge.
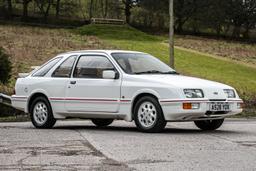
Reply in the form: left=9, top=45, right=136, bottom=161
left=213, top=92, right=218, bottom=95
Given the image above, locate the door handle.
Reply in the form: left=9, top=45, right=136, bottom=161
left=70, top=81, right=76, bottom=85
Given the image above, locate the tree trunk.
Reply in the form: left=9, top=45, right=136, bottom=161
left=22, top=0, right=30, bottom=21
left=232, top=25, right=241, bottom=39
left=243, top=25, right=250, bottom=39
left=192, top=19, right=199, bottom=35
left=124, top=1, right=131, bottom=24
left=55, top=0, right=61, bottom=19
left=157, top=13, right=164, bottom=30
left=104, top=0, right=108, bottom=18
left=100, top=0, right=104, bottom=17
left=176, top=18, right=184, bottom=33
left=215, top=23, right=221, bottom=38
left=223, top=24, right=230, bottom=37
left=43, top=1, right=52, bottom=23
left=89, top=0, right=93, bottom=19
left=6, top=0, right=12, bottom=19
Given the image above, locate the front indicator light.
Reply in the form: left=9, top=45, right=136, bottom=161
left=183, top=103, right=200, bottom=110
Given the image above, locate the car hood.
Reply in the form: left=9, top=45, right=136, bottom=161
left=132, top=74, right=233, bottom=89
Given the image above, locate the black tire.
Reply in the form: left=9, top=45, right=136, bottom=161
left=30, top=96, right=56, bottom=129
left=91, top=119, right=114, bottom=127
left=134, top=96, right=166, bottom=133
left=194, top=119, right=224, bottom=131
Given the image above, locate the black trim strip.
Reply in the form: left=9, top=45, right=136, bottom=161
left=209, top=99, right=226, bottom=101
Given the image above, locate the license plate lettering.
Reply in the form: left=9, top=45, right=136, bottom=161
left=209, top=102, right=230, bottom=111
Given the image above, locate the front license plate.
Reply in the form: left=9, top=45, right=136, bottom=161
left=209, top=102, right=230, bottom=111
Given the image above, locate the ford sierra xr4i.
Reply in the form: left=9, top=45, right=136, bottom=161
left=11, top=50, right=243, bottom=132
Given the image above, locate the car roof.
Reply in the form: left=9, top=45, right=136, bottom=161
left=57, top=50, right=146, bottom=56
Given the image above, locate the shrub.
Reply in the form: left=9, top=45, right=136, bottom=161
left=0, top=48, right=12, bottom=84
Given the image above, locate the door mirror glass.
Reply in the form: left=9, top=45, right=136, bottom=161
left=103, top=70, right=116, bottom=79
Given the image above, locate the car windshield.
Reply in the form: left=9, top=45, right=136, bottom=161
left=111, top=53, right=177, bottom=75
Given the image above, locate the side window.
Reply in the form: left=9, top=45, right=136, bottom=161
left=33, top=57, right=62, bottom=77
left=73, top=56, right=114, bottom=79
left=52, top=55, right=77, bottom=77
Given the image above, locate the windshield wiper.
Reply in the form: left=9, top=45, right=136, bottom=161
left=134, top=70, right=178, bottom=75
left=134, top=70, right=163, bottom=74
left=161, top=71, right=179, bottom=75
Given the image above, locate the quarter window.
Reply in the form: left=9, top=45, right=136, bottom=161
left=33, top=57, right=62, bottom=77
left=73, top=56, right=114, bottom=78
left=52, top=55, right=77, bottom=77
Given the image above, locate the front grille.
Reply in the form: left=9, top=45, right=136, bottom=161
left=209, top=99, right=226, bottom=102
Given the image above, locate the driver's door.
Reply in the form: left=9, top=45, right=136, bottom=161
left=65, top=55, right=121, bottom=113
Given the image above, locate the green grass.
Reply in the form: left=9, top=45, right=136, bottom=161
left=77, top=24, right=256, bottom=99
left=77, top=24, right=161, bottom=42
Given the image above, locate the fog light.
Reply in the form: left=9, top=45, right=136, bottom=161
left=191, top=103, right=200, bottom=109
left=183, top=103, right=200, bottom=110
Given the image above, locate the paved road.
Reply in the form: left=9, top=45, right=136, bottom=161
left=0, top=119, right=256, bottom=171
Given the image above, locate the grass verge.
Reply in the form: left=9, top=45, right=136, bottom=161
left=0, top=115, right=29, bottom=122
left=174, top=35, right=256, bottom=66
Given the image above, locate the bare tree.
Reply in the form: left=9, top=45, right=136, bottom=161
left=35, top=0, right=52, bottom=23
left=55, top=0, right=61, bottom=19
left=121, top=0, right=136, bottom=24
left=104, top=0, right=109, bottom=17
left=22, top=0, right=32, bottom=20
left=89, top=0, right=94, bottom=19
left=2, top=0, right=13, bottom=19
left=6, top=0, right=12, bottom=19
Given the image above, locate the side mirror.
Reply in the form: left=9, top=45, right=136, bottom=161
left=103, top=70, right=118, bottom=79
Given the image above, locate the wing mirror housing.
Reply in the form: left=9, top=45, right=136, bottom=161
left=102, top=70, right=119, bottom=79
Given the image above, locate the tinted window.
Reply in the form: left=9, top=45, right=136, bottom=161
left=52, top=56, right=77, bottom=77
left=112, top=53, right=176, bottom=74
left=33, top=57, right=62, bottom=77
left=74, top=56, right=114, bottom=78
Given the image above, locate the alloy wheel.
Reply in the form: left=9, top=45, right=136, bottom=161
left=138, top=102, right=157, bottom=128
left=33, top=102, right=48, bottom=125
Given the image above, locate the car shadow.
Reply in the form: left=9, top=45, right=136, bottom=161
left=52, top=124, right=243, bottom=135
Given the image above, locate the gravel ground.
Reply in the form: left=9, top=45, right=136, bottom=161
left=0, top=119, right=256, bottom=171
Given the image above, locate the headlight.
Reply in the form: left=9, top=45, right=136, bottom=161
left=224, top=89, right=236, bottom=98
left=184, top=89, right=204, bottom=98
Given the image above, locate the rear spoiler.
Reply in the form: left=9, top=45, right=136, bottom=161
left=18, top=73, right=30, bottom=78
left=18, top=66, right=40, bottom=78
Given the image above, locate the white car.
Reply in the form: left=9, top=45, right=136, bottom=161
left=11, top=50, right=243, bottom=132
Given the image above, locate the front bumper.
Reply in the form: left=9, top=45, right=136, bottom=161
left=160, top=99, right=243, bottom=121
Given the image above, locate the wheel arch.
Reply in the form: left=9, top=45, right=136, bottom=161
left=27, top=92, right=50, bottom=113
left=131, top=91, right=162, bottom=120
